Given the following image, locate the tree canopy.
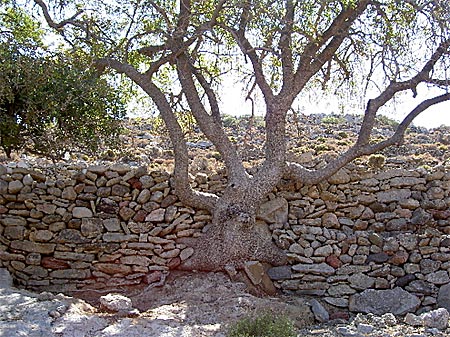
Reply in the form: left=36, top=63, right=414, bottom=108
left=30, top=0, right=450, bottom=270
left=0, top=2, right=127, bottom=160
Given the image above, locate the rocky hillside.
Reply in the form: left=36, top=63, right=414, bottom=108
left=2, top=113, right=449, bottom=173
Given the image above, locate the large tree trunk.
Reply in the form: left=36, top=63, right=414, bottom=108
left=178, top=198, right=287, bottom=271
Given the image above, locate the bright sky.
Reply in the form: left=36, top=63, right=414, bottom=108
left=219, top=78, right=450, bottom=129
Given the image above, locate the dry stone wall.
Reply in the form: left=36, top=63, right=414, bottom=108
left=1, top=162, right=450, bottom=314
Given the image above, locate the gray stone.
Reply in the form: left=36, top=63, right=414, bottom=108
left=145, top=208, right=165, bottom=222
left=324, top=297, right=349, bottom=307
left=0, top=268, right=13, bottom=289
left=328, top=284, right=356, bottom=296
left=292, top=263, right=335, bottom=275
left=267, top=266, right=292, bottom=280
left=10, top=240, right=56, bottom=254
left=310, top=299, right=329, bottom=322
left=120, top=255, right=151, bottom=266
left=56, top=229, right=88, bottom=244
left=421, top=308, right=449, bottom=330
left=62, top=186, right=77, bottom=200
left=411, top=208, right=432, bottom=226
left=348, top=273, right=376, bottom=290
left=72, top=207, right=93, bottom=218
left=376, top=189, right=411, bottom=203
left=137, top=189, right=151, bottom=204
left=349, top=287, right=420, bottom=315
left=426, top=271, right=450, bottom=285
left=100, top=293, right=133, bottom=312
left=406, top=280, right=437, bottom=295
left=257, top=198, right=288, bottom=224
left=437, top=283, right=450, bottom=312
left=1, top=217, right=26, bottom=227
left=81, top=218, right=103, bottom=238
left=180, top=247, right=194, bottom=261
left=103, top=218, right=121, bottom=231
left=8, top=180, right=24, bottom=194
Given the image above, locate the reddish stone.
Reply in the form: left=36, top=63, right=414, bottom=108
left=143, top=271, right=163, bottom=284
left=161, top=195, right=178, bottom=208
left=167, top=257, right=181, bottom=269
left=128, top=177, right=142, bottom=190
left=389, top=250, right=409, bottom=265
left=119, top=201, right=130, bottom=208
left=133, top=210, right=147, bottom=222
left=430, top=210, right=450, bottom=220
left=329, top=311, right=350, bottom=321
left=326, top=255, right=342, bottom=269
left=41, top=257, right=70, bottom=270
left=0, top=205, right=8, bottom=214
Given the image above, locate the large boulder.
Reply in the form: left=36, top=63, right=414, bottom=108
left=349, top=287, right=420, bottom=315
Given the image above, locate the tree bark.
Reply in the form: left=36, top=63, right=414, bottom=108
left=179, top=189, right=287, bottom=271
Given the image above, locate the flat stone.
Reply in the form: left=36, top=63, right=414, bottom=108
left=426, top=271, right=450, bottom=285
left=349, top=287, right=420, bottom=315
left=376, top=189, right=411, bottom=203
left=257, top=198, right=288, bottom=224
left=438, top=283, right=450, bottom=312
left=56, top=229, right=88, bottom=243
left=310, top=299, right=329, bottom=322
left=72, top=207, right=93, bottom=218
left=267, top=265, right=292, bottom=281
left=348, top=273, right=375, bottom=290
left=81, top=218, right=103, bottom=238
left=1, top=217, right=26, bottom=227
left=120, top=255, right=151, bottom=266
left=49, top=269, right=90, bottom=279
left=324, top=297, right=349, bottom=307
left=10, top=240, right=56, bottom=254
left=94, top=263, right=132, bottom=275
left=41, top=257, right=70, bottom=269
left=180, top=247, right=194, bottom=261
left=145, top=208, right=165, bottom=222
left=292, top=263, right=335, bottom=275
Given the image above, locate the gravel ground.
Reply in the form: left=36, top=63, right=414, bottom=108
left=1, top=268, right=450, bottom=337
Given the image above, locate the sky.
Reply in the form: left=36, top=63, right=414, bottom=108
left=218, top=78, right=450, bottom=129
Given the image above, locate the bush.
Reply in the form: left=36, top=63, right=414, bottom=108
left=227, top=312, right=297, bottom=337
left=367, top=154, right=386, bottom=169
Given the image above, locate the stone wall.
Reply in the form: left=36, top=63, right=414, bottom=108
left=1, top=162, right=450, bottom=313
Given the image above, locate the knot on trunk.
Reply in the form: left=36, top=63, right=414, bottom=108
left=219, top=204, right=253, bottom=227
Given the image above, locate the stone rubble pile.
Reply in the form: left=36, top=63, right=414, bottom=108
left=1, top=160, right=450, bottom=316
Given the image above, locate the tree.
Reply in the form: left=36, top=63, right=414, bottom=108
left=0, top=3, right=127, bottom=160
left=32, top=0, right=450, bottom=271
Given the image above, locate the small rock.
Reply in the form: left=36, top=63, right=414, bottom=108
left=421, top=308, right=449, bottom=330
left=310, top=299, right=329, bottom=322
left=100, top=293, right=133, bottom=312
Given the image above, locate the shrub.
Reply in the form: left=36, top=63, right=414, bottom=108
left=321, top=115, right=345, bottom=125
left=367, top=154, right=386, bottom=169
left=227, top=312, right=297, bottom=337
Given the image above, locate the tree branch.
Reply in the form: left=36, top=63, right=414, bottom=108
left=95, top=58, right=218, bottom=211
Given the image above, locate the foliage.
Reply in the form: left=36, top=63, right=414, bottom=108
left=321, top=116, right=346, bottom=125
left=367, top=154, right=386, bottom=169
left=0, top=3, right=127, bottom=160
left=227, top=312, right=297, bottom=337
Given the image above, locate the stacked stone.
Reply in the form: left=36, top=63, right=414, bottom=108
left=0, top=163, right=204, bottom=292
left=267, top=166, right=450, bottom=312
left=1, top=161, right=450, bottom=313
